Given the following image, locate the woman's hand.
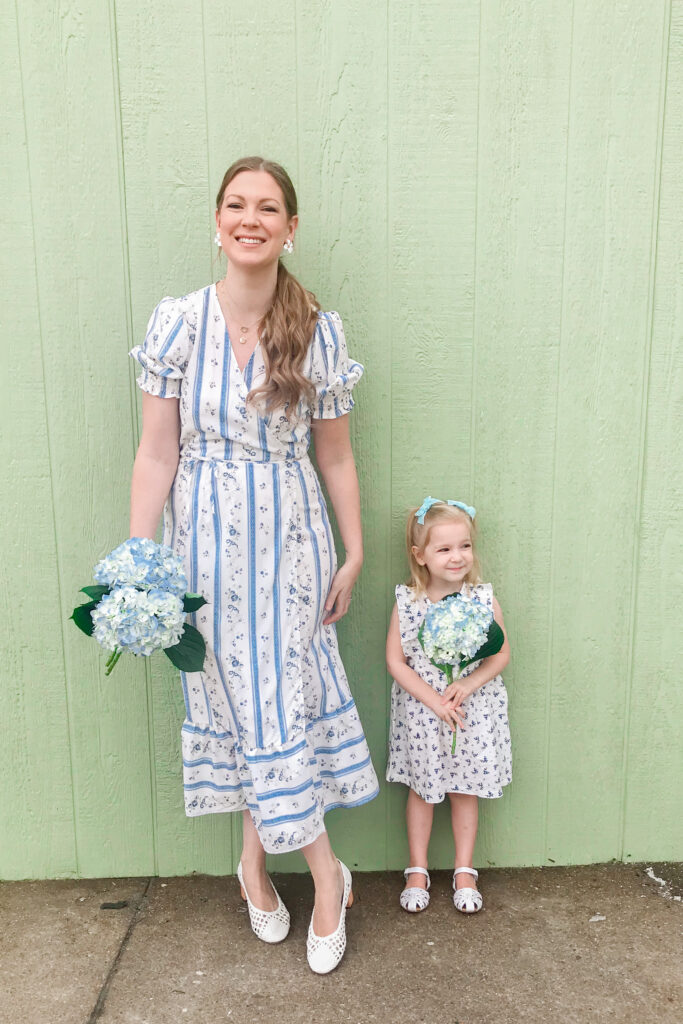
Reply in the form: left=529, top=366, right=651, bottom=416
left=442, top=677, right=476, bottom=707
left=323, top=559, right=362, bottom=625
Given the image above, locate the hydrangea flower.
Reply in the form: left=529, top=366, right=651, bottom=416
left=71, top=538, right=206, bottom=675
left=93, top=538, right=188, bottom=598
left=418, top=592, right=503, bottom=753
left=91, top=586, right=185, bottom=656
left=421, top=594, right=493, bottom=668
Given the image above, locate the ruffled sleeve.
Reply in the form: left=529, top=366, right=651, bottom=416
left=308, top=311, right=364, bottom=419
left=395, top=584, right=425, bottom=654
left=129, top=296, right=192, bottom=399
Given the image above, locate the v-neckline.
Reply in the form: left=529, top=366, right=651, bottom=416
left=213, top=283, right=261, bottom=380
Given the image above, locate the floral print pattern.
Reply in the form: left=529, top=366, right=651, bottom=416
left=129, top=285, right=379, bottom=852
left=386, top=583, right=512, bottom=802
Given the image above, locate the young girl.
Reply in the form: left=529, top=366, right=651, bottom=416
left=386, top=497, right=511, bottom=914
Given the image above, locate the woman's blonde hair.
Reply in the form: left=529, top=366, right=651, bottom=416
left=215, top=156, right=320, bottom=416
left=406, top=502, right=481, bottom=594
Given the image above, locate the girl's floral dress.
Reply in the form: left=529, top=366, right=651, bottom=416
left=130, top=285, right=379, bottom=853
left=386, top=583, right=512, bottom=802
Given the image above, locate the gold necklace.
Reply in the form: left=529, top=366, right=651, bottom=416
left=218, top=281, right=270, bottom=345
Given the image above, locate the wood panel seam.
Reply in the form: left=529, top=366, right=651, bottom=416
left=13, top=0, right=79, bottom=875
left=618, top=0, right=673, bottom=860
left=542, top=0, right=576, bottom=866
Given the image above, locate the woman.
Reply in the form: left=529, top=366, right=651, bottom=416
left=129, top=157, right=379, bottom=973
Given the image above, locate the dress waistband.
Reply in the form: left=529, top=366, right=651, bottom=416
left=180, top=450, right=310, bottom=466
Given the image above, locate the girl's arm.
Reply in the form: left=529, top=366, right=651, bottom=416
left=442, top=596, right=511, bottom=707
left=311, top=414, right=363, bottom=625
left=129, top=392, right=181, bottom=539
left=386, top=604, right=465, bottom=731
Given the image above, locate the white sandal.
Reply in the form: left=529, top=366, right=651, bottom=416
left=237, top=861, right=290, bottom=943
left=307, top=860, right=353, bottom=974
left=400, top=867, right=431, bottom=913
left=452, top=867, right=483, bottom=914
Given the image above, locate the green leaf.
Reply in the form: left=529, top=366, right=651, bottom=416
left=460, top=619, right=505, bottom=670
left=80, top=585, right=110, bottom=602
left=70, top=600, right=98, bottom=637
left=183, top=593, right=208, bottom=613
left=164, top=624, right=206, bottom=672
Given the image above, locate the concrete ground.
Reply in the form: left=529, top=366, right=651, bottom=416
left=1, top=864, right=681, bottom=1024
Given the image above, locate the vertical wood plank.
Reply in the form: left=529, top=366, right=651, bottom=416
left=472, top=0, right=572, bottom=868
left=386, top=0, right=485, bottom=870
left=0, top=0, right=77, bottom=879
left=544, top=0, right=669, bottom=863
left=3, top=0, right=680, bottom=878
left=268, top=0, right=391, bottom=871
left=13, top=0, right=155, bottom=875
left=202, top=0, right=299, bottom=872
left=622, top=0, right=683, bottom=861
left=115, top=0, right=229, bottom=875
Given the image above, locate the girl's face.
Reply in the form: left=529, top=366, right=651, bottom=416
left=215, top=169, right=297, bottom=270
left=413, top=520, right=474, bottom=593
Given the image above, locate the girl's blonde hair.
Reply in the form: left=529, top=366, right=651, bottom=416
left=215, top=156, right=320, bottom=417
left=406, top=502, right=481, bottom=594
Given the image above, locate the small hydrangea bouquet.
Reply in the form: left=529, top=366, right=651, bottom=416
left=418, top=592, right=504, bottom=752
left=71, top=538, right=207, bottom=675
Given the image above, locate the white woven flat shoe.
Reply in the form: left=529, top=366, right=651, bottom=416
left=400, top=867, right=431, bottom=913
left=307, top=860, right=353, bottom=974
left=237, top=861, right=290, bottom=943
left=452, top=866, right=483, bottom=914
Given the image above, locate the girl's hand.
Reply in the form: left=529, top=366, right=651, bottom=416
left=442, top=678, right=476, bottom=707
left=431, top=698, right=466, bottom=732
left=323, top=559, right=361, bottom=625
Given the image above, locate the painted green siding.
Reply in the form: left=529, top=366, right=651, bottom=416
left=1, top=0, right=680, bottom=879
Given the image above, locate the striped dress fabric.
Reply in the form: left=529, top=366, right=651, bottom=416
left=130, top=285, right=379, bottom=853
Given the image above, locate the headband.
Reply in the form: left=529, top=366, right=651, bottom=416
left=415, top=496, right=476, bottom=525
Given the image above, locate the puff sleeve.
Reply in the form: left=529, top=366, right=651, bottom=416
left=309, top=311, right=364, bottom=419
left=129, top=296, right=192, bottom=399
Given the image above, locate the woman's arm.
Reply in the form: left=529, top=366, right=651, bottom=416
left=442, top=596, right=511, bottom=707
left=311, top=414, right=362, bottom=624
left=387, top=605, right=465, bottom=731
left=129, top=392, right=181, bottom=539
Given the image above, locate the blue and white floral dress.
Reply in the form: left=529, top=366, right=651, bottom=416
left=386, top=583, right=511, bottom=802
left=130, top=285, right=379, bottom=852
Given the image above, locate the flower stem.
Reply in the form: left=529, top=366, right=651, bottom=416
left=445, top=664, right=458, bottom=753
left=104, top=648, right=122, bottom=676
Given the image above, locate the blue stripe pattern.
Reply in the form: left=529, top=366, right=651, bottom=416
left=319, top=755, right=372, bottom=779
left=219, top=328, right=232, bottom=461
left=183, top=757, right=238, bottom=771
left=211, top=469, right=239, bottom=727
left=271, top=465, right=287, bottom=743
left=245, top=462, right=263, bottom=747
left=193, top=288, right=210, bottom=457
left=244, top=738, right=306, bottom=763
left=134, top=289, right=377, bottom=851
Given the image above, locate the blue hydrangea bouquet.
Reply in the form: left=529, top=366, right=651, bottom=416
left=418, top=592, right=504, bottom=751
left=71, top=538, right=207, bottom=675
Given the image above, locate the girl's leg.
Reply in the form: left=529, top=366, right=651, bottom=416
left=447, top=793, right=479, bottom=889
left=405, top=788, right=435, bottom=890
left=239, top=809, right=278, bottom=911
left=301, top=829, right=348, bottom=937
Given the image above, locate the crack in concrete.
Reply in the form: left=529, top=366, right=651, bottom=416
left=86, top=878, right=153, bottom=1023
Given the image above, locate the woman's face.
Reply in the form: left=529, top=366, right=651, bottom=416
left=215, top=170, right=297, bottom=269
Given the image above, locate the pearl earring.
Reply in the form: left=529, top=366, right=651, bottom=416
left=283, top=238, right=294, bottom=255
left=214, top=231, right=222, bottom=248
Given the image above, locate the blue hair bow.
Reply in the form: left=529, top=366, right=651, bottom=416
left=415, top=496, right=476, bottom=525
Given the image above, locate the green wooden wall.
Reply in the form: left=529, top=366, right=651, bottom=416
left=2, top=0, right=681, bottom=879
